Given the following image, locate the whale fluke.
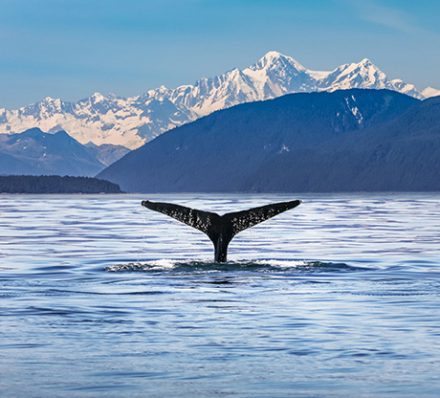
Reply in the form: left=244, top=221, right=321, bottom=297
left=141, top=199, right=301, bottom=263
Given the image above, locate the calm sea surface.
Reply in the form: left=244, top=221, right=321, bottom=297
left=1, top=193, right=439, bottom=397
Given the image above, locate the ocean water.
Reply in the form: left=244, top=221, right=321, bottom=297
left=0, top=193, right=439, bottom=397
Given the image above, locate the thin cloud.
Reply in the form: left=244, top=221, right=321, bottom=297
left=342, top=0, right=423, bottom=34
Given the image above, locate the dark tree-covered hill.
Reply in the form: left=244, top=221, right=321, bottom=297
left=98, top=89, right=440, bottom=192
left=0, top=175, right=122, bottom=194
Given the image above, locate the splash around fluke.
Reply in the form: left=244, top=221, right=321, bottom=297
left=141, top=199, right=301, bottom=263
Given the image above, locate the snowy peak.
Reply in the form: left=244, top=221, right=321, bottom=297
left=0, top=51, right=431, bottom=149
left=323, top=59, right=386, bottom=88
left=422, top=86, right=440, bottom=98
left=242, top=51, right=312, bottom=98
left=317, top=58, right=421, bottom=98
left=37, top=97, right=64, bottom=113
left=251, top=50, right=306, bottom=72
left=89, top=92, right=108, bottom=103
left=358, top=58, right=375, bottom=67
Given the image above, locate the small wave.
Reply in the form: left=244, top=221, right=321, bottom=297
left=106, top=259, right=178, bottom=272
left=105, top=259, right=368, bottom=273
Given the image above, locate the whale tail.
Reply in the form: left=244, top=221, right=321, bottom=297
left=141, top=199, right=301, bottom=263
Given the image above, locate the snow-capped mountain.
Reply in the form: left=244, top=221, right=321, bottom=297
left=421, top=86, right=440, bottom=98
left=0, top=51, right=436, bottom=149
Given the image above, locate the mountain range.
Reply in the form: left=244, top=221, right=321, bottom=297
left=1, top=51, right=439, bottom=150
left=98, top=89, right=440, bottom=192
left=0, top=128, right=128, bottom=176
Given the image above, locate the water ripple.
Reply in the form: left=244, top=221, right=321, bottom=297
left=1, top=193, right=440, bottom=397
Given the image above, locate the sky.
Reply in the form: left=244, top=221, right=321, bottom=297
left=0, top=0, right=439, bottom=108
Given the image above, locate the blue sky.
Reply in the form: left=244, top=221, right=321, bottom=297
left=0, top=0, right=439, bottom=108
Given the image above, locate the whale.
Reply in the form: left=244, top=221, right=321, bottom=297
left=141, top=199, right=301, bottom=263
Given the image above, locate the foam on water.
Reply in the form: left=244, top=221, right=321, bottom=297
left=105, top=259, right=368, bottom=273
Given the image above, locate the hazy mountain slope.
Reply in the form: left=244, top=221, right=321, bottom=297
left=98, top=89, right=424, bottom=192
left=85, top=142, right=130, bottom=166
left=0, top=128, right=105, bottom=176
left=0, top=151, right=33, bottom=175
left=0, top=52, right=435, bottom=149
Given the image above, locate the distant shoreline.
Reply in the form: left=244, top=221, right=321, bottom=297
left=0, top=175, right=122, bottom=194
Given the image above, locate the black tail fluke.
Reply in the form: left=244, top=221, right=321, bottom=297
left=141, top=199, right=301, bottom=263
left=141, top=200, right=219, bottom=234
left=224, top=200, right=301, bottom=236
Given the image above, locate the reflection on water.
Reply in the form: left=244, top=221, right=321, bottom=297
left=1, top=193, right=440, bottom=397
